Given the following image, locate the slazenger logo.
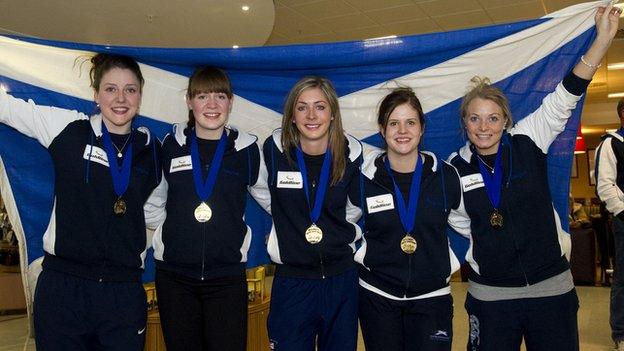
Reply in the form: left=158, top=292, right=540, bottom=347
left=170, top=155, right=192, bottom=173
left=430, top=329, right=450, bottom=342
left=83, top=145, right=109, bottom=167
left=461, top=173, right=484, bottom=192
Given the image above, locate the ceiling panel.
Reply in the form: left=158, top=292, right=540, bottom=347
left=289, top=0, right=358, bottom=19
left=316, top=13, right=378, bottom=31
left=433, top=10, right=493, bottom=31
left=418, top=0, right=485, bottom=17
left=364, top=4, right=428, bottom=25
left=486, top=1, right=545, bottom=23
left=382, top=18, right=442, bottom=36
left=272, top=6, right=329, bottom=38
left=345, top=0, right=414, bottom=12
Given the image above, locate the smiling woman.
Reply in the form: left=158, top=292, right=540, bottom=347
left=261, top=76, right=363, bottom=351
left=0, top=53, right=163, bottom=351
left=355, top=87, right=466, bottom=351
left=448, top=5, right=621, bottom=350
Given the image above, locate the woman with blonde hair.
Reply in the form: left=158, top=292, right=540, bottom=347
left=448, top=5, right=621, bottom=350
left=262, top=76, right=363, bottom=350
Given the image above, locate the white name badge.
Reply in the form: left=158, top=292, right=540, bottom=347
left=170, top=155, right=193, bottom=173
left=276, top=171, right=303, bottom=189
left=461, top=173, right=485, bottom=192
left=366, top=193, right=395, bottom=214
left=83, top=145, right=109, bottom=167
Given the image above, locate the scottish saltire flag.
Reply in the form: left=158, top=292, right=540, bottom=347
left=0, top=0, right=602, bottom=316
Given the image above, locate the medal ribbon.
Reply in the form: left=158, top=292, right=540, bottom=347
left=190, top=130, right=228, bottom=202
left=476, top=143, right=503, bottom=210
left=384, top=154, right=423, bottom=235
left=295, top=146, right=332, bottom=225
left=101, top=122, right=133, bottom=198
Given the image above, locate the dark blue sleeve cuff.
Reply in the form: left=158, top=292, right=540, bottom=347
left=562, top=72, right=591, bottom=97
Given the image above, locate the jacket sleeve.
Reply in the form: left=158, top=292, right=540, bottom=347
left=510, top=73, right=589, bottom=153
left=345, top=153, right=364, bottom=226
left=0, top=90, right=87, bottom=148
left=144, top=174, right=168, bottom=231
left=446, top=163, right=471, bottom=238
left=248, top=142, right=272, bottom=214
left=595, top=137, right=624, bottom=216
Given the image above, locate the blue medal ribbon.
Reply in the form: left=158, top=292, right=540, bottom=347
left=190, top=130, right=228, bottom=202
left=295, top=146, right=332, bottom=225
left=384, top=154, right=423, bottom=235
left=101, top=122, right=133, bottom=199
left=476, top=143, right=503, bottom=210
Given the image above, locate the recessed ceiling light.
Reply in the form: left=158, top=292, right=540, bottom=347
left=608, top=62, right=624, bottom=70
left=608, top=92, right=624, bottom=98
left=232, top=45, right=239, bottom=49
left=241, top=5, right=250, bottom=11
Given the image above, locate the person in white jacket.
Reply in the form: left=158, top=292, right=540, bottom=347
left=595, top=96, right=624, bottom=351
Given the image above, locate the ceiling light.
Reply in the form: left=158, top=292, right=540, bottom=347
left=608, top=62, right=624, bottom=70
left=608, top=92, right=624, bottom=98
left=241, top=5, right=250, bottom=11
left=365, top=35, right=397, bottom=41
left=232, top=45, right=239, bottom=49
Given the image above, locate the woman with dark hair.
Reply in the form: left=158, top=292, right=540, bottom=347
left=148, top=66, right=269, bottom=351
left=448, top=5, right=620, bottom=350
left=355, top=87, right=466, bottom=351
left=262, top=76, right=363, bottom=350
left=0, top=53, right=162, bottom=350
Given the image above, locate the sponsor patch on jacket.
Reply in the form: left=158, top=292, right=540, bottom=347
left=366, top=193, right=394, bottom=214
left=461, top=173, right=484, bottom=192
left=170, top=155, right=192, bottom=173
left=276, top=171, right=303, bottom=188
left=83, top=145, right=109, bottom=167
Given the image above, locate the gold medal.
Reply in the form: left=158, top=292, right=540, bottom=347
left=305, top=224, right=323, bottom=244
left=113, top=198, right=126, bottom=216
left=490, top=210, right=503, bottom=229
left=400, top=235, right=417, bottom=254
left=194, top=202, right=212, bottom=223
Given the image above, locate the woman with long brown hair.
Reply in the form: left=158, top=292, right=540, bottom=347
left=262, top=76, right=363, bottom=350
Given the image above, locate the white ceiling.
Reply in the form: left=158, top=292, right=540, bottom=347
left=0, top=0, right=622, bottom=130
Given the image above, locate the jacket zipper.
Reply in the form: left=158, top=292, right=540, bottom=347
left=201, top=223, right=207, bottom=281
left=404, top=255, right=412, bottom=297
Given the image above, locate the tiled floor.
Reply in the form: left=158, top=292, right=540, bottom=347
left=0, top=283, right=615, bottom=351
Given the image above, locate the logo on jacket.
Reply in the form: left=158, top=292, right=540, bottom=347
left=277, top=171, right=303, bottom=189
left=461, top=173, right=484, bottom=192
left=170, top=155, right=192, bottom=173
left=469, top=314, right=480, bottom=348
left=83, top=145, right=109, bottom=167
left=429, top=329, right=450, bottom=342
left=366, top=193, right=394, bottom=213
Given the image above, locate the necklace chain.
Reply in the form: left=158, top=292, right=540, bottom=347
left=113, top=134, right=132, bottom=158
left=476, top=154, right=495, bottom=173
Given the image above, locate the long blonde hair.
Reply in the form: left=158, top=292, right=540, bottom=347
left=281, top=76, right=346, bottom=185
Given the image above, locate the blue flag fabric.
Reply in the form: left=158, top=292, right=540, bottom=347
left=0, top=1, right=602, bottom=315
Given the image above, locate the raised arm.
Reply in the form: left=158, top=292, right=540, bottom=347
left=511, top=3, right=621, bottom=152
left=0, top=90, right=88, bottom=148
